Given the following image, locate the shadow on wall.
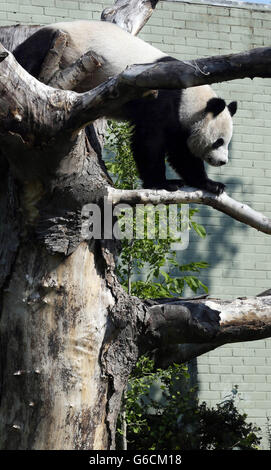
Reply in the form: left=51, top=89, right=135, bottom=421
left=172, top=176, right=248, bottom=298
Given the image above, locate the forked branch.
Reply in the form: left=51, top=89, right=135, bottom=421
left=142, top=295, right=271, bottom=367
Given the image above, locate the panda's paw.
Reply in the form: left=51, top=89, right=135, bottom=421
left=204, top=180, right=225, bottom=195
left=164, top=183, right=181, bottom=192
left=165, top=179, right=184, bottom=191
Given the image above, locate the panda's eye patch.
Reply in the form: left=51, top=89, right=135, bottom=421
left=212, top=138, right=224, bottom=149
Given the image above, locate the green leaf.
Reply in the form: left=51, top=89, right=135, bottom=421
left=191, top=221, right=206, bottom=238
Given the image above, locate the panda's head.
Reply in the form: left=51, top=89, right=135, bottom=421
left=186, top=97, right=237, bottom=167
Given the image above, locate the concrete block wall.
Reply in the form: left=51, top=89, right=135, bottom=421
left=0, top=0, right=271, bottom=449
left=0, top=0, right=113, bottom=25
left=194, top=338, right=271, bottom=449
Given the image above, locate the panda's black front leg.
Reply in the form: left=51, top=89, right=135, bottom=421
left=198, top=178, right=225, bottom=195
left=167, top=152, right=225, bottom=195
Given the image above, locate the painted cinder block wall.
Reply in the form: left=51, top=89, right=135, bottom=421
left=1, top=0, right=271, bottom=448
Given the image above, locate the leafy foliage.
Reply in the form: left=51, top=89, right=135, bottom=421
left=105, top=120, right=208, bottom=298
left=117, top=357, right=261, bottom=450
left=105, top=121, right=139, bottom=190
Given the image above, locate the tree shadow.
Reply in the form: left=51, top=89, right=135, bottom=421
left=171, top=176, right=248, bottom=299
left=170, top=173, right=251, bottom=400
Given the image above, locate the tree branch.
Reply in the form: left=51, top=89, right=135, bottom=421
left=47, top=49, right=104, bottom=91
left=38, top=29, right=68, bottom=84
left=102, top=0, right=159, bottom=35
left=141, top=295, right=271, bottom=367
left=2, top=37, right=271, bottom=136
left=105, top=186, right=271, bottom=235
left=0, top=44, right=77, bottom=141
left=121, top=46, right=271, bottom=88
left=65, top=46, right=271, bottom=132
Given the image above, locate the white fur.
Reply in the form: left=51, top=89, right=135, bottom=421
left=46, top=20, right=167, bottom=89
left=187, top=106, right=233, bottom=166
left=179, top=85, right=233, bottom=166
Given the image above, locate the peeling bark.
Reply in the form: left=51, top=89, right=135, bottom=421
left=1, top=242, right=111, bottom=449
left=102, top=0, right=159, bottom=35
left=146, top=295, right=271, bottom=369
left=0, top=24, right=40, bottom=51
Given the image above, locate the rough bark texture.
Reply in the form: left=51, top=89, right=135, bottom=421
left=0, top=24, right=40, bottom=50
left=143, top=296, right=271, bottom=369
left=102, top=0, right=159, bottom=35
left=1, top=242, right=110, bottom=449
left=0, top=0, right=271, bottom=451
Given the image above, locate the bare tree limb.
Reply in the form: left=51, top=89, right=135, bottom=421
left=38, top=29, right=68, bottom=84
left=102, top=0, right=159, bottom=35
left=2, top=39, right=271, bottom=135
left=141, top=295, right=271, bottom=367
left=120, top=46, right=271, bottom=88
left=0, top=44, right=77, bottom=141
left=0, top=24, right=40, bottom=51
left=47, top=49, right=104, bottom=91
left=105, top=186, right=271, bottom=235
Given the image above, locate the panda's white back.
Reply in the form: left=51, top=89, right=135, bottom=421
left=50, top=20, right=167, bottom=89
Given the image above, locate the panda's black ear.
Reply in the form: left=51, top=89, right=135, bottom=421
left=228, top=101, right=237, bottom=116
left=205, top=98, right=226, bottom=117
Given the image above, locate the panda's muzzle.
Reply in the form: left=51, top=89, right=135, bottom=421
left=205, top=153, right=228, bottom=167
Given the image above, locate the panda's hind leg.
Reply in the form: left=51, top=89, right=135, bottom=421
left=13, top=27, right=61, bottom=79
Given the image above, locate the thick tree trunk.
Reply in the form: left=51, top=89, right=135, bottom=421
left=0, top=113, right=125, bottom=449
left=0, top=242, right=111, bottom=449
left=0, top=111, right=144, bottom=449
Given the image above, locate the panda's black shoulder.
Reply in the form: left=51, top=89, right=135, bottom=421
left=154, top=55, right=179, bottom=63
left=124, top=88, right=183, bottom=134
left=13, top=26, right=57, bottom=77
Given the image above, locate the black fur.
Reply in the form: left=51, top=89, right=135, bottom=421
left=206, top=97, right=226, bottom=117
left=124, top=89, right=225, bottom=194
left=228, top=101, right=237, bottom=117
left=13, top=27, right=56, bottom=77
left=154, top=56, right=179, bottom=63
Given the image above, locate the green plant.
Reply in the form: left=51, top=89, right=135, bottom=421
left=105, top=120, right=209, bottom=298
left=105, top=121, right=139, bottom=190
left=117, top=358, right=261, bottom=450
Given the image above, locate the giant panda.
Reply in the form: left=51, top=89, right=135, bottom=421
left=13, top=20, right=237, bottom=194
